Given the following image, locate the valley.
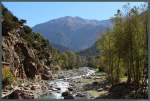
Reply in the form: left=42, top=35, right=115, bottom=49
left=1, top=2, right=148, bottom=100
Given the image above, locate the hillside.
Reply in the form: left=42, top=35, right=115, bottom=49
left=1, top=4, right=61, bottom=82
left=32, top=16, right=114, bottom=52
left=78, top=42, right=100, bottom=56
left=51, top=43, right=71, bottom=53
left=1, top=3, right=148, bottom=100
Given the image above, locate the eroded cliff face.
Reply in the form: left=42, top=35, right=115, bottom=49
left=2, top=26, right=54, bottom=80
left=1, top=3, right=62, bottom=81
left=2, top=27, right=27, bottom=79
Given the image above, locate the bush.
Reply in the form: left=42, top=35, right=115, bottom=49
left=2, top=66, right=15, bottom=87
left=23, top=25, right=32, bottom=34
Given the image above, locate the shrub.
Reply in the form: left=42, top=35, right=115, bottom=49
left=2, top=66, right=15, bottom=87
left=23, top=25, right=32, bottom=34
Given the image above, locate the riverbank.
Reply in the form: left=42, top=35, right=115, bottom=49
left=2, top=79, right=50, bottom=99
left=41, top=67, right=111, bottom=99
left=2, top=67, right=147, bottom=99
left=2, top=67, right=109, bottom=99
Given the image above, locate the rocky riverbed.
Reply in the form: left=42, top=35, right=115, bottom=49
left=41, top=67, right=110, bottom=99
left=2, top=67, right=110, bottom=99
left=2, top=79, right=50, bottom=99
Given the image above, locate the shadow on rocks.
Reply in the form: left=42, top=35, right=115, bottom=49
left=62, top=91, right=74, bottom=99
left=2, top=90, right=33, bottom=99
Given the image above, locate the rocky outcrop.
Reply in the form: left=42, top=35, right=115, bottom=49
left=2, top=5, right=63, bottom=100
left=2, top=26, right=53, bottom=80
left=2, top=90, right=33, bottom=99
left=2, top=28, right=27, bottom=79
left=2, top=5, right=59, bottom=82
left=40, top=66, right=53, bottom=80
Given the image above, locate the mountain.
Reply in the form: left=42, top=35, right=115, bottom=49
left=78, top=43, right=100, bottom=56
left=32, top=16, right=114, bottom=52
left=51, top=43, right=71, bottom=52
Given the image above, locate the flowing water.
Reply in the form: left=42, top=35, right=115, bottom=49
left=42, top=67, right=95, bottom=99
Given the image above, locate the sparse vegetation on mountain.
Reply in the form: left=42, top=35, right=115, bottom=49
left=1, top=3, right=148, bottom=99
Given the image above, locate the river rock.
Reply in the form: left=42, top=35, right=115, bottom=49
left=68, top=87, right=73, bottom=91
left=5, top=85, right=13, bottom=90
left=92, top=81, right=99, bottom=86
left=24, top=87, right=29, bottom=90
left=56, top=87, right=61, bottom=90
left=52, top=88, right=58, bottom=91
left=2, top=90, right=33, bottom=99
left=31, top=86, right=36, bottom=90
left=58, top=75, right=65, bottom=79
left=41, top=74, right=52, bottom=80
left=97, top=88, right=103, bottom=92
left=23, top=60, right=37, bottom=79
left=75, top=92, right=86, bottom=97
left=62, top=91, right=74, bottom=99
left=41, top=85, right=47, bottom=91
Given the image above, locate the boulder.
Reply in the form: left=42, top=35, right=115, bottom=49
left=97, top=88, right=103, bottom=92
left=24, top=87, right=29, bottom=90
left=76, top=92, right=86, bottom=97
left=58, top=75, right=65, bottom=79
left=5, top=85, right=13, bottom=90
left=56, top=87, right=61, bottom=90
left=31, top=86, right=36, bottom=90
left=41, top=85, right=48, bottom=91
left=43, top=66, right=50, bottom=71
left=41, top=73, right=52, bottom=80
left=68, top=87, right=73, bottom=91
left=62, top=91, right=74, bottom=99
left=2, top=90, right=33, bottom=99
left=92, top=81, right=99, bottom=86
left=23, top=61, right=37, bottom=79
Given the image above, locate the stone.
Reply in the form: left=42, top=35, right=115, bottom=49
left=57, top=91, right=61, bottom=93
left=95, top=77, right=101, bottom=79
left=23, top=60, right=37, bottom=79
left=24, top=87, right=29, bottom=90
left=76, top=92, right=86, bottom=97
left=97, top=88, right=103, bottom=92
left=41, top=73, right=52, bottom=80
left=41, top=86, right=47, bottom=91
left=62, top=91, right=74, bottom=99
left=68, top=87, right=73, bottom=91
left=2, top=90, right=33, bottom=99
left=92, top=81, right=99, bottom=86
left=58, top=75, right=65, bottom=79
left=5, top=85, right=13, bottom=90
left=56, top=87, right=61, bottom=90
left=52, top=88, right=58, bottom=91
left=31, top=86, right=36, bottom=90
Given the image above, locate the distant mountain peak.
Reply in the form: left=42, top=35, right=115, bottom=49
left=32, top=17, right=113, bottom=52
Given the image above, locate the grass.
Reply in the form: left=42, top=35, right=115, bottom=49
left=120, top=77, right=127, bottom=82
left=87, top=90, right=108, bottom=98
left=80, top=75, right=104, bottom=84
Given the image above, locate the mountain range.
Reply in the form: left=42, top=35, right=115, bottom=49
left=32, top=16, right=114, bottom=52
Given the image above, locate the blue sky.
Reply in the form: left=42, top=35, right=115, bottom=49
left=3, top=2, right=146, bottom=27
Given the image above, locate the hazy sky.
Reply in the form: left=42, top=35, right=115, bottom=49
left=3, top=2, right=146, bottom=27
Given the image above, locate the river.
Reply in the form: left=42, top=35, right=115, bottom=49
left=42, top=67, right=96, bottom=99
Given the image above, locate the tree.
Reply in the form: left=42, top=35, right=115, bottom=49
left=96, top=3, right=148, bottom=88
left=19, top=19, right=26, bottom=24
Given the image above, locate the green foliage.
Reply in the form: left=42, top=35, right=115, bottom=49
left=96, top=4, right=148, bottom=86
left=19, top=19, right=26, bottom=24
left=2, top=66, right=15, bottom=86
left=1, top=4, right=26, bottom=35
left=23, top=25, right=32, bottom=34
